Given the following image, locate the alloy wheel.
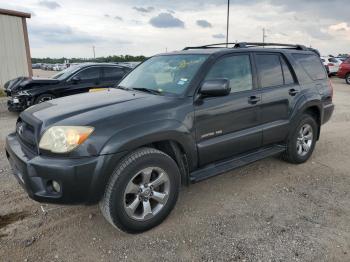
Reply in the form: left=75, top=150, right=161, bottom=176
left=123, top=167, right=170, bottom=221
left=296, top=123, right=313, bottom=157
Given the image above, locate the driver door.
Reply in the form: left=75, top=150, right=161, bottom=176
left=194, top=54, right=262, bottom=166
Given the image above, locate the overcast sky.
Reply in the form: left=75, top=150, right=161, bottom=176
left=2, top=0, right=350, bottom=57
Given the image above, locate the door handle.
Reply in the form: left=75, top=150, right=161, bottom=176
left=248, top=95, right=261, bottom=104
left=289, top=88, right=299, bottom=96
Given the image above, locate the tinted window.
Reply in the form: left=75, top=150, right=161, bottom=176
left=292, top=54, right=327, bottom=80
left=205, top=55, right=253, bottom=93
left=76, top=67, right=100, bottom=80
left=281, top=58, right=295, bottom=85
left=256, top=54, right=284, bottom=88
left=103, top=67, right=125, bottom=79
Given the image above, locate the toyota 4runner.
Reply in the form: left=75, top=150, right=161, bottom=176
left=5, top=42, right=334, bottom=233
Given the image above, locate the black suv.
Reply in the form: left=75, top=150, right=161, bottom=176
left=5, top=43, right=334, bottom=233
left=5, top=63, right=131, bottom=111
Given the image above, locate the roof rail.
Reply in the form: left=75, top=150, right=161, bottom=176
left=183, top=42, right=320, bottom=56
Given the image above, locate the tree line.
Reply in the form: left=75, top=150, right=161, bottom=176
left=32, top=55, right=147, bottom=64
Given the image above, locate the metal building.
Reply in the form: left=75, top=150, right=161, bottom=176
left=0, top=8, right=32, bottom=89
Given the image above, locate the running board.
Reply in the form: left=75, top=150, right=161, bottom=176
left=190, top=145, right=286, bottom=183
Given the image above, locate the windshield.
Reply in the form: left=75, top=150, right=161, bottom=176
left=118, top=54, right=208, bottom=95
left=51, top=65, right=80, bottom=80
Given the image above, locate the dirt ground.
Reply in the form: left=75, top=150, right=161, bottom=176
left=0, top=78, right=349, bottom=262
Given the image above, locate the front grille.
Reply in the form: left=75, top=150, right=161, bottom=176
left=16, top=119, right=38, bottom=153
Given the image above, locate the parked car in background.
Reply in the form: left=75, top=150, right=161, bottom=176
left=321, top=56, right=341, bottom=76
left=338, top=58, right=350, bottom=84
left=32, top=63, right=41, bottom=69
left=53, top=64, right=67, bottom=71
left=5, top=63, right=131, bottom=111
left=5, top=42, right=334, bottom=233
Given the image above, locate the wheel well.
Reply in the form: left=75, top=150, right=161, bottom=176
left=149, top=140, right=189, bottom=186
left=304, top=106, right=321, bottom=139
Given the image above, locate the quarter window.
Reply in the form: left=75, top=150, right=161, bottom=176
left=292, top=54, right=327, bottom=80
left=205, top=55, right=253, bottom=93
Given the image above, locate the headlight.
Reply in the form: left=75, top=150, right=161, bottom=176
left=39, top=126, right=94, bottom=153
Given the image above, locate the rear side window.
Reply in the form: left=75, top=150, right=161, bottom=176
left=205, top=55, right=253, bottom=93
left=328, top=57, right=338, bottom=63
left=281, top=58, right=295, bottom=85
left=292, top=54, right=327, bottom=80
left=103, top=67, right=125, bottom=79
left=256, top=54, right=284, bottom=88
left=76, top=67, right=100, bottom=80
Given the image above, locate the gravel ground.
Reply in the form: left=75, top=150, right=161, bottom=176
left=0, top=78, right=349, bottom=262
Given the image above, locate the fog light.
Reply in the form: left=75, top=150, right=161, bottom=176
left=51, top=180, right=61, bottom=193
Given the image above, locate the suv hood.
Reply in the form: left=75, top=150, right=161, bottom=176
left=23, top=88, right=154, bottom=127
left=5, top=76, right=59, bottom=94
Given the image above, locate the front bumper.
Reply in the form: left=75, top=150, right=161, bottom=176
left=5, top=132, right=126, bottom=204
left=7, top=96, right=30, bottom=112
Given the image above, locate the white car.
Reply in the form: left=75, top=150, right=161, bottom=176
left=321, top=56, right=342, bottom=75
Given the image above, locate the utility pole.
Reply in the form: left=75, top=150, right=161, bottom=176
left=92, top=45, right=96, bottom=59
left=262, top=28, right=267, bottom=47
left=226, top=0, right=230, bottom=47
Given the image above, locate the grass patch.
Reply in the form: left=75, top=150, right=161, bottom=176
left=0, top=89, right=5, bottom=97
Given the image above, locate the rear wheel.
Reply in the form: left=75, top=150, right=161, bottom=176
left=282, top=114, right=318, bottom=164
left=100, top=147, right=180, bottom=233
left=34, top=94, right=55, bottom=104
left=345, top=73, right=350, bottom=85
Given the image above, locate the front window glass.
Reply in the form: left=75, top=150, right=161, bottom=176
left=118, top=54, right=208, bottom=95
left=51, top=65, right=80, bottom=80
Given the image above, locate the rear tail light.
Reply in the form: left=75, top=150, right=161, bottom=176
left=328, top=79, right=334, bottom=99
left=328, top=63, right=334, bottom=66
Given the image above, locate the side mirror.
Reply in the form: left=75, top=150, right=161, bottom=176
left=199, top=79, right=231, bottom=97
left=71, top=76, right=81, bottom=83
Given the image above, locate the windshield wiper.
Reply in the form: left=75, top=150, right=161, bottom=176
left=116, top=85, right=131, bottom=91
left=132, top=87, right=163, bottom=95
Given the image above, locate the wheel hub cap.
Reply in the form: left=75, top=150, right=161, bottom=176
left=123, top=167, right=170, bottom=221
left=296, top=123, right=313, bottom=157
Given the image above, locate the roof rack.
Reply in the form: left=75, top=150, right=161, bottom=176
left=183, top=42, right=320, bottom=56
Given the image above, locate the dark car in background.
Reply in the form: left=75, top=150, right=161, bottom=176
left=5, top=63, right=131, bottom=111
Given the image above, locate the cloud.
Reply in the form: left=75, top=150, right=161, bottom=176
left=196, top=19, right=212, bottom=28
left=38, top=0, right=61, bottom=10
left=114, top=16, right=123, bottom=21
left=212, top=33, right=226, bottom=39
left=149, top=13, right=185, bottom=28
left=29, top=24, right=103, bottom=44
left=133, top=6, right=155, bottom=13
left=104, top=14, right=110, bottom=18
left=329, top=22, right=350, bottom=32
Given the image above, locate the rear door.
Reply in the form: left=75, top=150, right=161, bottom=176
left=194, top=53, right=262, bottom=166
left=254, top=53, right=300, bottom=145
left=100, top=66, right=127, bottom=88
left=63, top=66, right=102, bottom=95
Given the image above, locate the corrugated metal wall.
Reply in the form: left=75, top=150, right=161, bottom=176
left=0, top=14, right=29, bottom=88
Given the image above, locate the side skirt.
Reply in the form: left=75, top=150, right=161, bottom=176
left=190, top=145, right=286, bottom=183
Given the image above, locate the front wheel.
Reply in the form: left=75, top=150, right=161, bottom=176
left=282, top=114, right=318, bottom=164
left=346, top=73, right=350, bottom=85
left=100, top=147, right=180, bottom=233
left=34, top=94, right=56, bottom=104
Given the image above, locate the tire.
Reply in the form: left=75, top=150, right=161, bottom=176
left=100, top=147, right=180, bottom=233
left=282, top=114, right=318, bottom=164
left=34, top=94, right=56, bottom=104
left=346, top=73, right=350, bottom=85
